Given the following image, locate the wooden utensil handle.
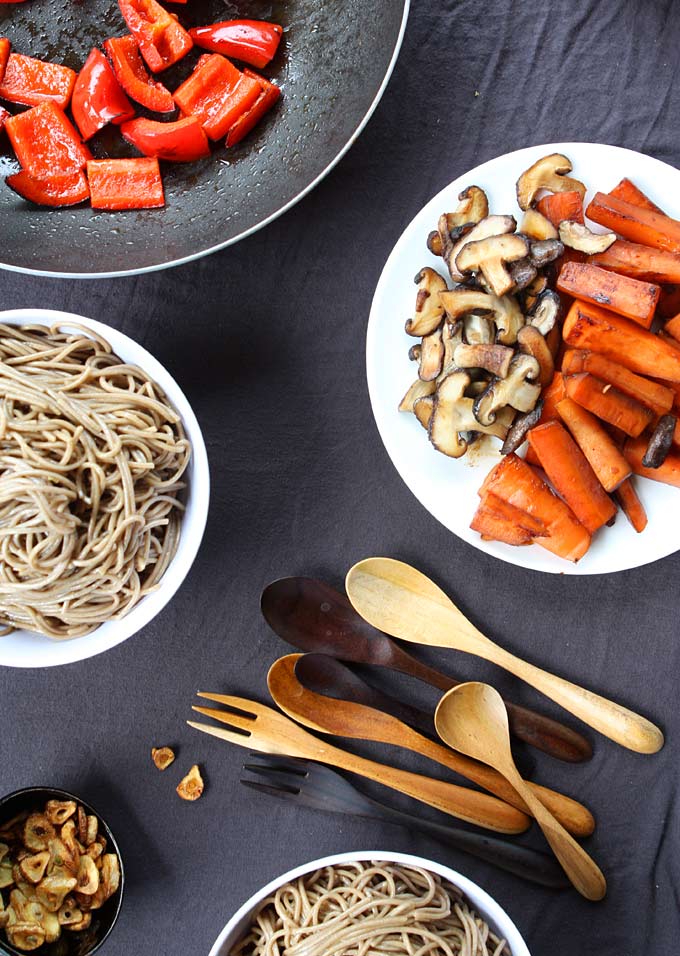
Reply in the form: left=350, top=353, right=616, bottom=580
left=391, top=644, right=593, bottom=763
left=492, top=646, right=664, bottom=755
left=319, top=743, right=530, bottom=834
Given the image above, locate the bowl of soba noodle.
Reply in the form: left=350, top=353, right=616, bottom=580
left=208, top=852, right=531, bottom=956
left=0, top=309, right=209, bottom=668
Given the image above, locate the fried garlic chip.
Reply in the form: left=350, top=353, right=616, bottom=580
left=176, top=765, right=204, bottom=801
left=152, top=747, right=176, bottom=771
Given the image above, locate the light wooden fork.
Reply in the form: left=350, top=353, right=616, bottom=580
left=188, top=692, right=530, bottom=834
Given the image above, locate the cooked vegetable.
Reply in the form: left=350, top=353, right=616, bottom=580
left=529, top=238, right=564, bottom=269
left=471, top=492, right=545, bottom=545
left=447, top=214, right=516, bottom=282
left=558, top=221, right=616, bottom=254
left=0, top=37, right=8, bottom=85
left=428, top=371, right=513, bottom=458
left=665, top=314, right=680, bottom=343
left=642, top=414, right=677, bottom=468
left=418, top=324, right=444, bottom=381
left=104, top=35, right=174, bottom=112
left=405, top=268, right=446, bottom=336
left=151, top=746, right=176, bottom=771
left=439, top=319, right=463, bottom=377
left=453, top=343, right=514, bottom=378
left=474, top=354, right=541, bottom=426
left=500, top=401, right=544, bottom=455
left=563, top=300, right=680, bottom=383
left=527, top=420, right=616, bottom=533
left=479, top=453, right=591, bottom=561
left=413, top=395, right=434, bottom=429
left=462, top=313, right=494, bottom=345
left=118, top=0, right=193, bottom=73
left=517, top=324, right=554, bottom=387
left=44, top=803, right=76, bottom=828
left=0, top=53, right=76, bottom=109
left=587, top=191, right=680, bottom=255
left=624, top=436, right=680, bottom=487
left=439, top=288, right=524, bottom=344
left=456, top=233, right=530, bottom=297
left=516, top=154, right=586, bottom=211
left=87, top=157, right=164, bottom=211
left=535, top=189, right=584, bottom=226
left=189, top=19, right=282, bottom=69
left=6, top=170, right=90, bottom=208
left=590, top=239, right=680, bottom=285
left=614, top=477, right=648, bottom=532
left=556, top=261, right=660, bottom=328
left=121, top=115, right=210, bottom=162
left=5, top=103, right=90, bottom=178
left=520, top=207, right=558, bottom=240
left=608, top=177, right=664, bottom=214
left=18, top=853, right=49, bottom=885
left=527, top=288, right=561, bottom=335
left=556, top=397, right=632, bottom=492
left=561, top=349, right=674, bottom=417
left=71, top=48, right=134, bottom=141
left=226, top=69, right=281, bottom=147
left=564, top=373, right=653, bottom=438
left=173, top=53, right=261, bottom=141
left=507, top=258, right=537, bottom=291
left=176, top=764, right=205, bottom=801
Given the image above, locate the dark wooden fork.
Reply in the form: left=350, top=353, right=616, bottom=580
left=240, top=754, right=569, bottom=890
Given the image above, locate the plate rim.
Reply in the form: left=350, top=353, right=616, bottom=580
left=366, top=141, right=680, bottom=576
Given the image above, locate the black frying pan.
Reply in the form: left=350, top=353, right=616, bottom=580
left=0, top=0, right=408, bottom=277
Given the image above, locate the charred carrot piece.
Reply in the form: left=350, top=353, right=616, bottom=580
left=471, top=493, right=544, bottom=546
left=614, top=477, right=648, bottom=532
left=590, top=239, right=680, bottom=285
left=565, top=373, right=653, bottom=438
left=587, top=191, right=680, bottom=256
left=623, top=436, right=680, bottom=488
left=479, top=453, right=591, bottom=562
left=562, top=300, right=680, bottom=383
left=556, top=262, right=659, bottom=329
left=561, top=349, right=674, bottom=417
left=556, top=397, right=631, bottom=492
left=537, top=371, right=567, bottom=423
left=665, top=314, right=680, bottom=343
left=536, top=190, right=584, bottom=227
left=608, top=178, right=664, bottom=214
left=524, top=444, right=541, bottom=467
left=657, top=286, right=680, bottom=319
left=527, top=420, right=616, bottom=534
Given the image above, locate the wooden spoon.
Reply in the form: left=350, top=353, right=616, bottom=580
left=346, top=558, right=664, bottom=755
left=268, top=654, right=595, bottom=837
left=261, top=576, right=593, bottom=762
left=435, top=683, right=607, bottom=901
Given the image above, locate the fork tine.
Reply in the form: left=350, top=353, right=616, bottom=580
left=197, top=692, right=262, bottom=713
left=192, top=704, right=255, bottom=732
left=188, top=720, right=280, bottom=756
left=242, top=763, right=307, bottom=789
left=240, top=780, right=299, bottom=799
left=244, top=754, right=311, bottom=774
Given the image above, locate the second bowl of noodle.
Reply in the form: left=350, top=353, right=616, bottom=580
left=0, top=309, right=209, bottom=668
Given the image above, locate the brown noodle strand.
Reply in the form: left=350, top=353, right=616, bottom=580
left=0, top=323, right=190, bottom=640
left=230, top=862, right=510, bottom=956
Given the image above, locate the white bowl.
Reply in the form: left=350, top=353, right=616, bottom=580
left=208, top=850, right=531, bottom=956
left=0, top=308, right=210, bottom=668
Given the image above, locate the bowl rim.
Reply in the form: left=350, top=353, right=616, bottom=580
left=0, top=308, right=210, bottom=668
left=207, top=849, right=531, bottom=956
left=0, top=785, right=125, bottom=956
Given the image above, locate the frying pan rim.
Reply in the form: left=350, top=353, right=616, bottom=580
left=0, top=0, right=410, bottom=280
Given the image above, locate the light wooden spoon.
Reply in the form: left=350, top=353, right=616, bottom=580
left=346, top=557, right=663, bottom=755
left=435, top=683, right=606, bottom=901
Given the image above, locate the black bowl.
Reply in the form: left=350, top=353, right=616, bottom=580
left=0, top=788, right=124, bottom=956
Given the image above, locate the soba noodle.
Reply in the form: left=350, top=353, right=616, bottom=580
left=0, top=323, right=191, bottom=640
left=231, top=861, right=510, bottom=956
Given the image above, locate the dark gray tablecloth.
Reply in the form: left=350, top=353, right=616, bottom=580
left=1, top=1, right=679, bottom=953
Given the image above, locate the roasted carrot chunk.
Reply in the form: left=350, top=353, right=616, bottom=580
left=537, top=371, right=567, bottom=423
left=665, top=314, right=680, bottom=344
left=556, top=262, right=659, bottom=329
left=608, top=178, right=664, bottom=214
left=614, top=477, right=648, bottom=532
left=536, top=190, right=584, bottom=227
left=562, top=300, right=680, bottom=383
left=564, top=373, right=653, bottom=438
left=623, top=436, right=680, bottom=488
left=590, top=239, right=680, bottom=285
left=479, top=453, right=591, bottom=562
left=561, top=349, right=674, bottom=417
left=527, top=420, right=616, bottom=534
left=0, top=52, right=76, bottom=109
left=587, top=191, right=680, bottom=256
left=556, top=397, right=631, bottom=492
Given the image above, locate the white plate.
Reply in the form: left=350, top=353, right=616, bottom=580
left=0, top=309, right=210, bottom=667
left=367, top=142, right=680, bottom=575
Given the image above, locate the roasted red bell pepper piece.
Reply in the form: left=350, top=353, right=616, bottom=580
left=72, top=48, right=135, bottom=141
left=225, top=68, right=280, bottom=147
left=117, top=0, right=193, bottom=73
left=6, top=102, right=91, bottom=178
left=0, top=38, right=9, bottom=85
left=87, top=157, right=165, bottom=210
left=6, top=169, right=90, bottom=207
left=189, top=20, right=282, bottom=69
left=104, top=35, right=174, bottom=113
left=121, top=115, right=210, bottom=162
left=0, top=53, right=76, bottom=109
left=173, top=54, right=260, bottom=141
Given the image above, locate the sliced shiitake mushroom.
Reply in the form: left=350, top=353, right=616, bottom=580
left=413, top=394, right=434, bottom=430
left=501, top=401, right=544, bottom=454
left=433, top=185, right=490, bottom=260
left=23, top=815, right=55, bottom=854
left=447, top=214, right=517, bottom=282
left=528, top=289, right=562, bottom=336
left=44, top=802, right=76, bottom=828
left=439, top=320, right=464, bottom=379
left=439, top=288, right=524, bottom=345
left=19, top=852, right=50, bottom=886
left=427, top=230, right=443, bottom=257
left=176, top=765, right=204, bottom=802
left=428, top=371, right=513, bottom=458
left=529, top=239, right=564, bottom=269
left=408, top=343, right=421, bottom=362
left=520, top=207, right=558, bottom=240
left=517, top=324, right=555, bottom=388
left=453, top=343, right=514, bottom=378
left=456, top=233, right=530, bottom=297
left=642, top=414, right=676, bottom=468
left=520, top=273, right=549, bottom=313
left=473, top=354, right=541, bottom=426
left=418, top=324, right=445, bottom=381
left=463, top=313, right=494, bottom=345
left=508, top=257, right=537, bottom=292
left=405, top=267, right=447, bottom=336
left=558, top=220, right=616, bottom=253
left=516, top=153, right=586, bottom=211
left=398, top=378, right=436, bottom=412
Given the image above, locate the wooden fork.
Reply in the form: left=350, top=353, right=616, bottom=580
left=188, top=692, right=530, bottom=834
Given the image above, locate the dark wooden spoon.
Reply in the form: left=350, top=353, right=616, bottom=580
left=261, top=577, right=593, bottom=763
